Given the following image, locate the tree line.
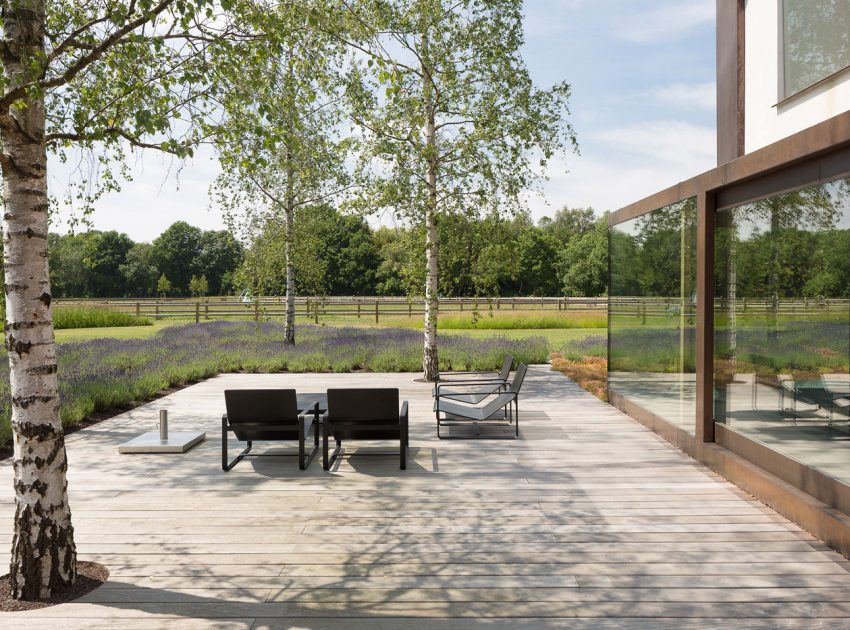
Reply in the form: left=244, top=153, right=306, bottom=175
left=49, top=206, right=608, bottom=300
left=240, top=204, right=607, bottom=298
left=49, top=222, right=244, bottom=298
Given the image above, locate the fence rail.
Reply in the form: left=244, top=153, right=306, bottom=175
left=53, top=295, right=849, bottom=324
left=52, top=296, right=608, bottom=323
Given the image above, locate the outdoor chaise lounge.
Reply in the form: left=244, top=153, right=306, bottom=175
left=222, top=389, right=320, bottom=471
left=323, top=388, right=409, bottom=470
left=438, top=354, right=514, bottom=384
left=434, top=363, right=527, bottom=439
left=433, top=354, right=514, bottom=404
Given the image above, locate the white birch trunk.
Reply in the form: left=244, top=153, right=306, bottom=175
left=284, top=201, right=296, bottom=345
left=1, top=0, right=77, bottom=600
left=421, top=31, right=439, bottom=382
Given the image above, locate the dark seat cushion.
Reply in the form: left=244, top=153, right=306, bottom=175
left=326, top=388, right=401, bottom=440
left=225, top=389, right=302, bottom=441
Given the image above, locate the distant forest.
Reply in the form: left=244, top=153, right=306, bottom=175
left=48, top=206, right=608, bottom=299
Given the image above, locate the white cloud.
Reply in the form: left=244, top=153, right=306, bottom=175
left=49, top=146, right=225, bottom=242
left=653, top=81, right=716, bottom=109
left=527, top=120, right=716, bottom=218
left=616, top=1, right=714, bottom=44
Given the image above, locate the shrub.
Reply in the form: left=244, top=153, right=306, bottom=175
left=53, top=306, right=152, bottom=329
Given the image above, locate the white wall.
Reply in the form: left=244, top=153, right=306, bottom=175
left=745, top=0, right=850, bottom=153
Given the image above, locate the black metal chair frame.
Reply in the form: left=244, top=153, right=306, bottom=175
left=323, top=389, right=409, bottom=470
left=433, top=364, right=527, bottom=440
left=222, top=393, right=320, bottom=471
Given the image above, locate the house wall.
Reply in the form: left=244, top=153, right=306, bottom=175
left=744, top=0, right=850, bottom=153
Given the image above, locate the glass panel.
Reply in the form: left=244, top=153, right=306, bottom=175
left=609, top=198, right=697, bottom=434
left=714, top=178, right=850, bottom=484
left=783, top=0, right=850, bottom=97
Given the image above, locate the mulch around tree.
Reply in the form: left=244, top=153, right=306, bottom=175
left=0, top=561, right=109, bottom=611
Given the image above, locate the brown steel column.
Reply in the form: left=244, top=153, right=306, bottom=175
left=717, top=0, right=745, bottom=164
left=696, top=190, right=715, bottom=443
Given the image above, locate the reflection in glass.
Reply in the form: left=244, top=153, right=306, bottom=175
left=609, top=198, right=697, bottom=434
left=714, top=178, right=850, bottom=484
left=783, top=0, right=850, bottom=98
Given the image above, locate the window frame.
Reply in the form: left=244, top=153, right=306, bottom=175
left=778, top=0, right=850, bottom=103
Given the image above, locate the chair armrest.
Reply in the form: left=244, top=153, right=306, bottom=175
left=434, top=378, right=507, bottom=393
left=222, top=414, right=229, bottom=428
left=400, top=400, right=409, bottom=424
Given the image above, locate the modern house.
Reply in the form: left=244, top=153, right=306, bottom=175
left=609, top=0, right=850, bottom=554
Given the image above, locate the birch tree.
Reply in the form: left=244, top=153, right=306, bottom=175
left=334, top=0, right=576, bottom=380
left=211, top=2, right=351, bottom=344
left=0, top=0, right=250, bottom=600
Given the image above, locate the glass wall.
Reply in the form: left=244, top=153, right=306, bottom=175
left=783, top=0, right=850, bottom=98
left=714, top=178, right=850, bottom=484
left=609, top=198, right=697, bottom=434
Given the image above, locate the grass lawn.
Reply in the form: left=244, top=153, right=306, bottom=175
left=54, top=319, right=182, bottom=343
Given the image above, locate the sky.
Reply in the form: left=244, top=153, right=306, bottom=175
left=50, top=0, right=718, bottom=242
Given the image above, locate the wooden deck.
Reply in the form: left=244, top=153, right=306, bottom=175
left=2, top=365, right=850, bottom=628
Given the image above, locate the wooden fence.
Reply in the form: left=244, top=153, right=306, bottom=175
left=52, top=296, right=608, bottom=324
left=53, top=295, right=849, bottom=324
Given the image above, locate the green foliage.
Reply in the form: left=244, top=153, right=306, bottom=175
left=516, top=228, right=560, bottom=296
left=49, top=223, right=243, bottom=298
left=189, top=275, right=209, bottom=297
left=52, top=307, right=152, bottom=330
left=156, top=274, right=173, bottom=297
left=558, top=214, right=609, bottom=297
left=151, top=222, right=204, bottom=295
left=119, top=243, right=159, bottom=297
left=235, top=204, right=381, bottom=296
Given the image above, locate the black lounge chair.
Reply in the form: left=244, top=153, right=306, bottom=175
left=434, top=363, right=527, bottom=439
left=438, top=354, right=514, bottom=385
left=324, top=388, right=409, bottom=470
left=222, top=389, right=319, bottom=471
left=433, top=354, right=514, bottom=404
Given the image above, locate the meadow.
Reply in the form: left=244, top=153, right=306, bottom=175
left=0, top=321, right=549, bottom=448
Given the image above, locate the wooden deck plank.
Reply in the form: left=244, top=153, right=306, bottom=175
left=1, top=366, right=849, bottom=624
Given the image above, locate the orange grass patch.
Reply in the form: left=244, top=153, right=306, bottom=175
left=551, top=352, right=608, bottom=401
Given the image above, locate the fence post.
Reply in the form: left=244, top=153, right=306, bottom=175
left=459, top=300, right=463, bottom=312
left=496, top=298, right=500, bottom=310
left=357, top=302, right=361, bottom=319
left=195, top=302, right=200, bottom=323
left=135, top=302, right=140, bottom=317
left=375, top=300, right=379, bottom=324
left=254, top=299, right=259, bottom=321
left=512, top=298, right=516, bottom=310
left=155, top=304, right=159, bottom=320
left=408, top=299, right=412, bottom=317
left=205, top=302, right=209, bottom=320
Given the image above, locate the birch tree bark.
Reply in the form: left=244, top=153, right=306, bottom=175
left=422, top=44, right=440, bottom=381
left=1, top=0, right=76, bottom=600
